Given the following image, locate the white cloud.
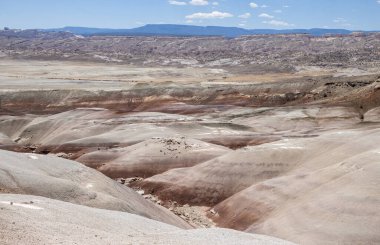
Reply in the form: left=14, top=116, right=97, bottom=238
left=261, top=4, right=269, bottom=8
left=250, top=2, right=258, bottom=8
left=212, top=1, right=219, bottom=5
left=263, top=20, right=293, bottom=27
left=189, top=0, right=209, bottom=5
left=378, top=0, right=380, bottom=3
left=259, top=13, right=274, bottom=19
left=283, top=5, right=289, bottom=8
left=186, top=11, right=233, bottom=19
left=169, top=0, right=187, bottom=5
left=239, top=13, right=251, bottom=19
left=274, top=9, right=282, bottom=13
left=239, top=23, right=246, bottom=27
left=333, top=18, right=352, bottom=27
left=333, top=18, right=347, bottom=23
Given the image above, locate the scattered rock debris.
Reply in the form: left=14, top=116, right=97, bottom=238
left=0, top=188, right=11, bottom=194
left=153, top=137, right=200, bottom=158
left=117, top=177, right=143, bottom=185
left=116, top=177, right=215, bottom=228
left=55, top=152, right=73, bottom=159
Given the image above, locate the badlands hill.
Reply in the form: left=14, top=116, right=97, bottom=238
left=1, top=29, right=380, bottom=71
left=0, top=30, right=379, bottom=244
left=0, top=194, right=296, bottom=245
left=0, top=150, right=296, bottom=244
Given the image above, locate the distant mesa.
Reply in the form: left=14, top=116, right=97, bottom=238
left=42, top=24, right=365, bottom=38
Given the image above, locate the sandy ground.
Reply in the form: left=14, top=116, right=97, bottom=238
left=0, top=59, right=228, bottom=90
left=2, top=59, right=379, bottom=91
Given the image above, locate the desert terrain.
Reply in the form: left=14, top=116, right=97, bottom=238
left=0, top=29, right=380, bottom=244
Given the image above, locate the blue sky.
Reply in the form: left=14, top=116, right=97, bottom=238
left=1, top=0, right=380, bottom=30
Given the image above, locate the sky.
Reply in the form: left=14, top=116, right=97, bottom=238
left=1, top=0, right=380, bottom=30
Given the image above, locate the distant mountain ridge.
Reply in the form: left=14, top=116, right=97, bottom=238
left=44, top=24, right=372, bottom=37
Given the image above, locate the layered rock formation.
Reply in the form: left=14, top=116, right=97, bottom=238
left=0, top=149, right=189, bottom=228
left=0, top=31, right=379, bottom=244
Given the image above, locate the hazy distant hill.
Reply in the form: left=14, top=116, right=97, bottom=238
left=45, top=24, right=356, bottom=37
